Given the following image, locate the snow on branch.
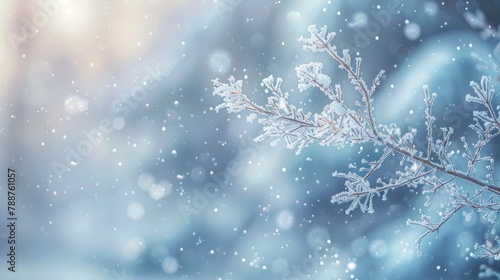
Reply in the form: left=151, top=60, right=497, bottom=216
left=212, top=25, right=500, bottom=259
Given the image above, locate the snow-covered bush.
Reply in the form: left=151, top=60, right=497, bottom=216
left=212, top=25, right=500, bottom=261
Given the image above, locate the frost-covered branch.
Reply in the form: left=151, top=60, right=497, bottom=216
left=474, top=237, right=500, bottom=260
left=212, top=25, right=500, bottom=259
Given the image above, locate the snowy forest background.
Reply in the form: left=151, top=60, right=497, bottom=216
left=1, top=0, right=500, bottom=279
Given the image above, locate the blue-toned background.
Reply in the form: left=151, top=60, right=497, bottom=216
left=1, top=0, right=499, bottom=279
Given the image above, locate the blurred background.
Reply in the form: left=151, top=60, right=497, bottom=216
left=0, top=0, right=500, bottom=279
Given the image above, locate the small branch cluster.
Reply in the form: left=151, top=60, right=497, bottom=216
left=212, top=25, right=500, bottom=259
